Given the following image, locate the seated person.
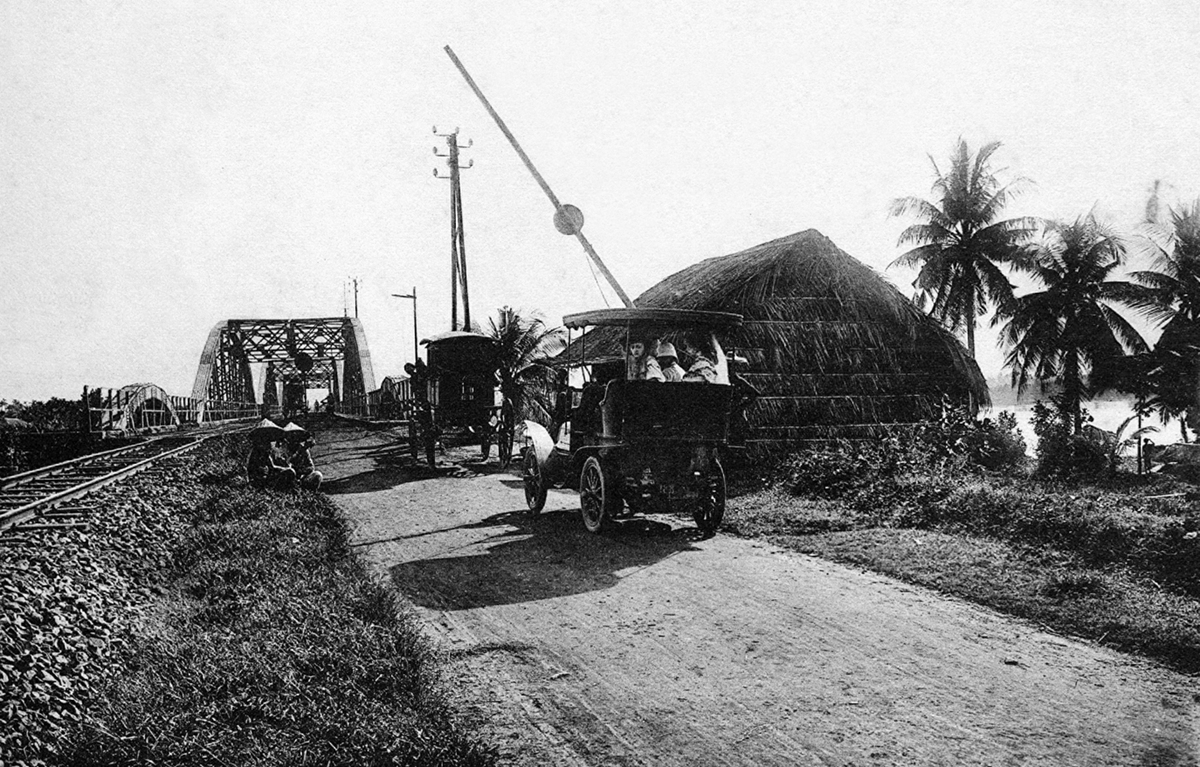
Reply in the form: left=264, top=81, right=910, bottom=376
left=573, top=380, right=608, bottom=435
left=681, top=335, right=720, bottom=383
left=246, top=436, right=296, bottom=490
left=626, top=337, right=665, bottom=381
left=288, top=435, right=323, bottom=491
left=655, top=342, right=686, bottom=382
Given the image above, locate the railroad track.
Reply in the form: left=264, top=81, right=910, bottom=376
left=0, top=434, right=218, bottom=537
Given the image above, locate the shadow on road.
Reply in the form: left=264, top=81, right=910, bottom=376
left=319, top=441, right=513, bottom=495
left=386, top=506, right=707, bottom=611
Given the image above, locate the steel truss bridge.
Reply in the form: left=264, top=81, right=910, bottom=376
left=74, top=318, right=378, bottom=435
left=192, top=317, right=376, bottom=411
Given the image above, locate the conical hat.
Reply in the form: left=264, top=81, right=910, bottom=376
left=249, top=418, right=286, bottom=442
left=282, top=422, right=310, bottom=440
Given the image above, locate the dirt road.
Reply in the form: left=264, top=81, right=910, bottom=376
left=316, top=421, right=1199, bottom=766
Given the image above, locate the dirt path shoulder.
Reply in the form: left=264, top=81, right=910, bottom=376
left=316, top=421, right=1199, bottom=767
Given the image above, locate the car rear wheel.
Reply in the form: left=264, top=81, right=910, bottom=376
left=523, top=448, right=547, bottom=514
left=579, top=456, right=619, bottom=533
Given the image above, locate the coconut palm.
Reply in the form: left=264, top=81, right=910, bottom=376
left=1126, top=200, right=1200, bottom=438
left=487, top=307, right=568, bottom=447
left=998, top=215, right=1149, bottom=433
left=890, top=138, right=1040, bottom=357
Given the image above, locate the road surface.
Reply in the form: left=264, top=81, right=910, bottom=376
left=316, top=421, right=1199, bottom=766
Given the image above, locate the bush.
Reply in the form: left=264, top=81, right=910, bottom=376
left=1031, top=400, right=1108, bottom=479
left=911, top=406, right=1027, bottom=474
left=784, top=407, right=1027, bottom=503
left=779, top=416, right=1200, bottom=598
left=784, top=440, right=900, bottom=499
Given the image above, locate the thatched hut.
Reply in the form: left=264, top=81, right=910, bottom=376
left=563, top=229, right=988, bottom=453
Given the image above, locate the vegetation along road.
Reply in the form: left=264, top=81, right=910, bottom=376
left=318, top=421, right=1199, bottom=767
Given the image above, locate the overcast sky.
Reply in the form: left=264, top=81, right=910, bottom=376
left=3, top=0, right=1199, bottom=402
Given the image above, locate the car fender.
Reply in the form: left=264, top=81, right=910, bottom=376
left=523, top=420, right=555, bottom=465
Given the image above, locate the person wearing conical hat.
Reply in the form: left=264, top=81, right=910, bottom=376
left=283, top=422, right=323, bottom=491
left=656, top=341, right=686, bottom=383
left=246, top=419, right=296, bottom=490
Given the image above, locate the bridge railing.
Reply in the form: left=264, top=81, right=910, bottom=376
left=201, top=400, right=262, bottom=424
left=334, top=377, right=418, bottom=421
left=337, top=394, right=374, bottom=419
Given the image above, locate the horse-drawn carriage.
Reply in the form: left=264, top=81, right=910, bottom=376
left=520, top=308, right=753, bottom=535
left=403, top=331, right=514, bottom=468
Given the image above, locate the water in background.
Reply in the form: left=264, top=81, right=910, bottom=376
left=987, top=394, right=1181, bottom=455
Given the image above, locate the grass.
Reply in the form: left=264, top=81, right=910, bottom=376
left=724, top=478, right=1200, bottom=675
left=51, top=438, right=496, bottom=767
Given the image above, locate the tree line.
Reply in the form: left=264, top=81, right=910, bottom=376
left=892, top=139, right=1200, bottom=440
left=1, top=397, right=85, bottom=432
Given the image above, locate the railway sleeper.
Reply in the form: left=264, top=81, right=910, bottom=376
left=41, top=507, right=93, bottom=519
left=18, top=521, right=89, bottom=531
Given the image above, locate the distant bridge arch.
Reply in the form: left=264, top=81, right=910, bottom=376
left=85, top=382, right=203, bottom=432
left=191, top=317, right=376, bottom=411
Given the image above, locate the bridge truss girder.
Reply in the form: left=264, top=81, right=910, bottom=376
left=192, top=317, right=375, bottom=407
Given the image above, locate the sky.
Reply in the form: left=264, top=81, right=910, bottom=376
left=3, top=0, right=1199, bottom=403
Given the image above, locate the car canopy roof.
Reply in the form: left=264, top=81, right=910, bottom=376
left=562, top=308, right=742, bottom=331
left=420, top=330, right=498, bottom=347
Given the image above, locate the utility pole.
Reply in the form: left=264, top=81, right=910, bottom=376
left=434, top=127, right=473, bottom=330
left=345, top=277, right=360, bottom=318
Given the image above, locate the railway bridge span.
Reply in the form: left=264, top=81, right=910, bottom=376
left=191, top=317, right=376, bottom=414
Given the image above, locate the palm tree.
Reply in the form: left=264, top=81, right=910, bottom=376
left=487, top=306, right=568, bottom=436
left=998, top=214, right=1149, bottom=433
left=890, top=138, right=1039, bottom=357
left=1126, top=200, right=1200, bottom=440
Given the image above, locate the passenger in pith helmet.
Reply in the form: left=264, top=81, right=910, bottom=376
left=656, top=341, right=685, bottom=382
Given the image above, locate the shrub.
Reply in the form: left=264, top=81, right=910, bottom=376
left=907, top=405, right=1027, bottom=475
left=1031, top=400, right=1108, bottom=479
left=784, top=440, right=899, bottom=499
left=785, top=407, right=1027, bottom=504
left=969, top=411, right=1029, bottom=472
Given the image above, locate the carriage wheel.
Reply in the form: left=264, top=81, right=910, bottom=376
left=523, top=449, right=547, bottom=513
left=407, top=417, right=420, bottom=462
left=692, top=457, right=726, bottom=536
left=479, top=421, right=492, bottom=461
left=497, top=406, right=514, bottom=468
left=423, top=424, right=437, bottom=469
left=579, top=456, right=620, bottom=533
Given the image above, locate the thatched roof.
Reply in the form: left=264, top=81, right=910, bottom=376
left=562, top=229, right=988, bottom=451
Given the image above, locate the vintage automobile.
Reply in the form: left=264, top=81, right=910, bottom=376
left=404, top=331, right=512, bottom=468
left=520, top=307, right=752, bottom=535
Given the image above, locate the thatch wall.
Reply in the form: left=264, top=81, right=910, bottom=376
left=562, top=229, right=988, bottom=453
